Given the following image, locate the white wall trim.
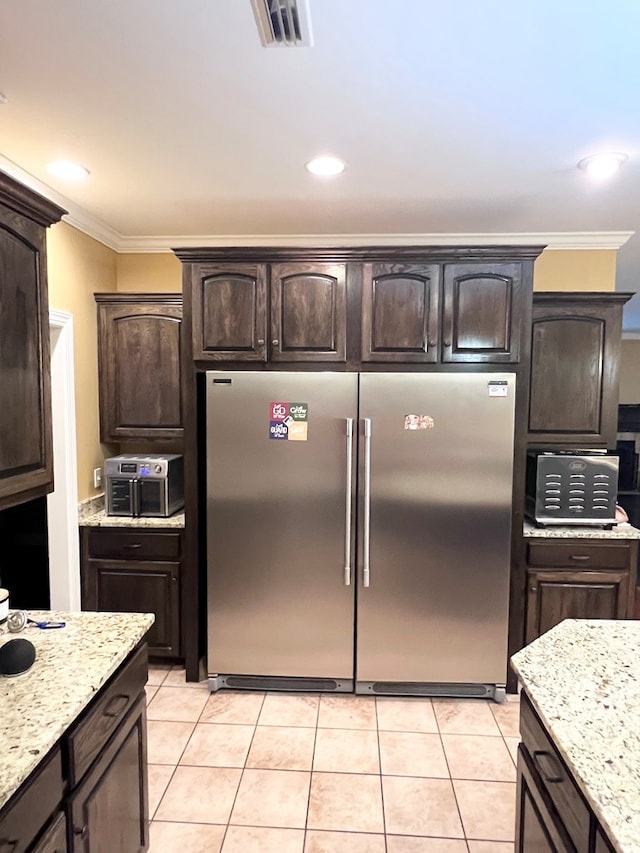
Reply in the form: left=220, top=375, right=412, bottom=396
left=47, top=309, right=81, bottom=611
left=623, top=331, right=640, bottom=339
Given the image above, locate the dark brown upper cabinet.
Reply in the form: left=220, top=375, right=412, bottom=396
left=191, top=263, right=267, bottom=361
left=527, top=292, right=633, bottom=448
left=96, top=294, right=183, bottom=442
left=0, top=172, right=65, bottom=512
left=361, top=263, right=440, bottom=362
left=442, top=262, right=522, bottom=363
left=270, top=262, right=346, bottom=362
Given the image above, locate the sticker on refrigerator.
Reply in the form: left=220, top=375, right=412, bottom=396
left=269, top=402, right=309, bottom=440
left=488, top=381, right=508, bottom=398
left=404, top=414, right=434, bottom=430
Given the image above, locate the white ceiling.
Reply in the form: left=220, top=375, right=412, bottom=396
left=1, top=0, right=640, bottom=327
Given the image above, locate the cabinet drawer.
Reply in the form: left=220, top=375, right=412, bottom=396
left=527, top=541, right=629, bottom=569
left=66, top=644, right=147, bottom=786
left=0, top=747, right=63, bottom=853
left=520, top=693, right=590, bottom=851
left=86, top=529, right=181, bottom=561
left=32, top=811, right=67, bottom=853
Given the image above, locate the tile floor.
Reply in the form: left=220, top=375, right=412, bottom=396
left=146, top=665, right=520, bottom=852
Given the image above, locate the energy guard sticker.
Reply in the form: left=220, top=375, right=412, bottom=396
left=269, top=402, right=309, bottom=441
left=488, top=380, right=509, bottom=398
left=404, top=414, right=435, bottom=430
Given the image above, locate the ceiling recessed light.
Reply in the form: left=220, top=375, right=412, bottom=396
left=46, top=160, right=90, bottom=181
left=305, top=155, right=346, bottom=176
left=577, top=152, right=628, bottom=180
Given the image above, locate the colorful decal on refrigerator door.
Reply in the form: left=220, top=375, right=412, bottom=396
left=269, top=402, right=309, bottom=440
left=488, top=381, right=509, bottom=397
left=404, top=414, right=435, bottom=430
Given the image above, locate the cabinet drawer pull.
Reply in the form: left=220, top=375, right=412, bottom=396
left=569, top=555, right=590, bottom=562
left=533, top=749, right=564, bottom=783
left=73, top=825, right=89, bottom=841
left=125, top=543, right=142, bottom=550
left=0, top=839, right=18, bottom=853
left=103, top=692, right=130, bottom=718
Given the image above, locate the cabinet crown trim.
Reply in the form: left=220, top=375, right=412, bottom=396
left=95, top=292, right=182, bottom=304
left=533, top=291, right=634, bottom=306
left=0, top=170, right=66, bottom=226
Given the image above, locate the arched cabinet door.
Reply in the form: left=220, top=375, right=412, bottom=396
left=96, top=294, right=183, bottom=441
left=0, top=172, right=65, bottom=511
left=527, top=292, right=632, bottom=446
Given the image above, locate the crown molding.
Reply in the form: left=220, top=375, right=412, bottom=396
left=0, top=159, right=634, bottom=253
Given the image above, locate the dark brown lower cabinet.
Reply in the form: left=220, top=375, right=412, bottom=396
left=0, top=644, right=148, bottom=853
left=524, top=539, right=637, bottom=645
left=516, top=692, right=616, bottom=852
left=81, top=528, right=182, bottom=660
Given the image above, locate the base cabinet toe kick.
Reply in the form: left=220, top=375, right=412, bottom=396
left=0, top=643, right=149, bottom=853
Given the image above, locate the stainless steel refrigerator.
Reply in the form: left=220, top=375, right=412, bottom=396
left=206, top=371, right=515, bottom=700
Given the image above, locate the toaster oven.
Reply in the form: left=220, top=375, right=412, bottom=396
left=104, top=454, right=184, bottom=517
left=526, top=451, right=619, bottom=527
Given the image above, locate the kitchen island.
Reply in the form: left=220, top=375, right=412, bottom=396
left=0, top=609, right=153, bottom=852
left=511, top=619, right=640, bottom=852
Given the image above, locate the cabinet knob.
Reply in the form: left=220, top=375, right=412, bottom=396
left=272, top=339, right=279, bottom=346
left=529, top=585, right=537, bottom=593
left=428, top=339, right=437, bottom=348
left=257, top=339, right=265, bottom=346
left=74, top=825, right=89, bottom=841
left=443, top=340, right=451, bottom=348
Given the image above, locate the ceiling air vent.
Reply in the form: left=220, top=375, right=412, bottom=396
left=250, top=0, right=313, bottom=47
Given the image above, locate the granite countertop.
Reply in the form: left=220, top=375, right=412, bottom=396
left=523, top=519, right=640, bottom=539
left=512, top=620, right=640, bottom=852
left=0, top=610, right=154, bottom=812
left=79, top=508, right=185, bottom=528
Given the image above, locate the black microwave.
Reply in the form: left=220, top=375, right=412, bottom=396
left=104, top=454, right=184, bottom=517
left=525, top=451, right=619, bottom=527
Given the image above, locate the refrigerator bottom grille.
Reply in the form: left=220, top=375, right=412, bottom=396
left=357, top=681, right=505, bottom=701
left=209, top=674, right=353, bottom=693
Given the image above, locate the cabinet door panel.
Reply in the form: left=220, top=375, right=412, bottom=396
left=270, top=263, right=346, bottom=361
left=194, top=265, right=267, bottom=361
left=97, top=299, right=183, bottom=442
left=361, top=263, right=439, bottom=362
left=526, top=569, right=628, bottom=644
left=516, top=745, right=576, bottom=853
left=442, top=263, right=521, bottom=362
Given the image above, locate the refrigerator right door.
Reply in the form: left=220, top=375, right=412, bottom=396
left=357, top=372, right=516, bottom=692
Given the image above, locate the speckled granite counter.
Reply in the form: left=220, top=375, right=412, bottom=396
left=0, top=610, right=154, bottom=811
left=79, top=508, right=185, bottom=528
left=512, top=619, right=640, bottom=852
left=524, top=519, right=640, bottom=539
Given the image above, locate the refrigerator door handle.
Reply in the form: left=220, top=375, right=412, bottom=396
left=344, top=418, right=354, bottom=586
left=363, top=417, right=372, bottom=588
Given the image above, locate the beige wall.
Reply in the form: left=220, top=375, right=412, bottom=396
left=534, top=249, right=617, bottom=291
left=116, top=253, right=181, bottom=292
left=620, top=340, right=640, bottom=403
left=47, top=222, right=118, bottom=501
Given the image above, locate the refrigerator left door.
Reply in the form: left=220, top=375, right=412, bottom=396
left=206, top=371, right=358, bottom=688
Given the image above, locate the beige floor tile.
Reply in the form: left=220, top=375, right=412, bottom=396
left=180, top=722, right=255, bottom=767
left=149, top=821, right=226, bottom=853
left=491, top=701, right=521, bottom=738
left=307, top=772, right=384, bottom=833
left=147, top=686, right=210, bottom=722
left=163, top=667, right=209, bottom=689
left=504, top=737, right=520, bottom=767
left=382, top=776, right=464, bottom=838
left=317, top=695, right=377, bottom=729
left=247, top=725, right=316, bottom=770
left=147, top=720, right=195, bottom=764
left=305, top=830, right=386, bottom=852
left=442, top=734, right=516, bottom=782
left=145, top=684, right=159, bottom=705
left=376, top=697, right=438, bottom=733
left=468, top=842, right=515, bottom=852
left=148, top=765, right=175, bottom=819
left=379, top=731, right=449, bottom=778
left=258, top=693, right=319, bottom=727
left=155, top=766, right=242, bottom=824
left=147, top=663, right=172, bottom=686
left=200, top=691, right=265, bottom=725
left=313, top=728, right=380, bottom=774
left=433, top=699, right=502, bottom=736
left=230, top=768, right=311, bottom=828
left=387, top=838, right=468, bottom=853
left=222, top=826, right=305, bottom=853
left=453, top=779, right=516, bottom=841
